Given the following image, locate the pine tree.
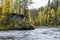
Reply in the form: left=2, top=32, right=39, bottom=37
left=14, top=0, right=19, bottom=13
left=53, top=0, right=58, bottom=25
left=46, top=0, right=50, bottom=25
left=57, top=7, right=60, bottom=23
left=23, top=0, right=33, bottom=20
left=43, top=9, right=47, bottom=25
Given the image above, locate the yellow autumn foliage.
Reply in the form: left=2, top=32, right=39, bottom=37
left=43, top=10, right=46, bottom=23
left=14, top=0, right=19, bottom=13
left=50, top=9, right=55, bottom=17
left=5, top=0, right=12, bottom=13
left=38, top=11, right=43, bottom=25
left=31, top=18, right=35, bottom=25
left=27, top=10, right=32, bottom=22
left=20, top=8, right=24, bottom=15
left=2, top=0, right=6, bottom=14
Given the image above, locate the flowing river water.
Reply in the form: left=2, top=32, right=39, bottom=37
left=0, top=28, right=60, bottom=40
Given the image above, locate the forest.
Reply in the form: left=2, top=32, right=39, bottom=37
left=0, top=0, right=60, bottom=30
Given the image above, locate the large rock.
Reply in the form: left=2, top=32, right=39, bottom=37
left=12, top=21, right=35, bottom=30
left=11, top=13, right=25, bottom=21
left=10, top=13, right=35, bottom=30
left=0, top=13, right=35, bottom=30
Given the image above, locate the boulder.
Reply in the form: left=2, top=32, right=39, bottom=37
left=13, top=21, right=35, bottom=30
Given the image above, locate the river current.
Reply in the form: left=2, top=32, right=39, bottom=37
left=0, top=28, right=60, bottom=40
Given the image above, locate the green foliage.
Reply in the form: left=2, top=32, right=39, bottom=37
left=1, top=0, right=60, bottom=29
left=0, top=13, right=15, bottom=30
left=57, top=7, right=60, bottom=20
left=16, top=20, right=34, bottom=28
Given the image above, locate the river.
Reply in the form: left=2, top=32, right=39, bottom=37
left=0, top=28, right=60, bottom=40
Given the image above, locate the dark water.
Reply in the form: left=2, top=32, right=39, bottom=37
left=0, top=28, right=60, bottom=40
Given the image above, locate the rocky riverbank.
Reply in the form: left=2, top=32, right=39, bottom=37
left=0, top=20, right=35, bottom=30
left=0, top=13, right=35, bottom=30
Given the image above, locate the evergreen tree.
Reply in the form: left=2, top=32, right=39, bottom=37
left=46, top=0, right=50, bottom=24
left=14, top=0, right=19, bottom=13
